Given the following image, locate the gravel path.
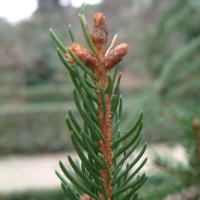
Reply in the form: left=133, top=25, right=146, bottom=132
left=0, top=144, right=187, bottom=193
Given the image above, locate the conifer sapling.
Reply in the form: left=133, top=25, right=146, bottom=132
left=50, top=5, right=147, bottom=200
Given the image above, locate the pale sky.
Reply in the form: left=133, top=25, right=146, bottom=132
left=0, top=0, right=102, bottom=24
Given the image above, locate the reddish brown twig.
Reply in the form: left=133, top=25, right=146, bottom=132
left=192, top=118, right=200, bottom=168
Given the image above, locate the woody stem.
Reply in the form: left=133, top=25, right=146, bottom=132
left=95, top=69, right=113, bottom=200
left=192, top=120, right=200, bottom=167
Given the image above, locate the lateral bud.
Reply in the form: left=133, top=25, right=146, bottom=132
left=105, top=43, right=128, bottom=70
left=80, top=194, right=94, bottom=200
left=65, top=43, right=98, bottom=70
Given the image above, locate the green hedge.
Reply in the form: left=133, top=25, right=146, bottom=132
left=0, top=103, right=76, bottom=154
left=0, top=189, right=65, bottom=200
left=0, top=84, right=74, bottom=103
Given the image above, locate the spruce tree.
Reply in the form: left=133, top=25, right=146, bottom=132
left=155, top=115, right=200, bottom=188
left=144, top=0, right=200, bottom=196
left=50, top=5, right=147, bottom=200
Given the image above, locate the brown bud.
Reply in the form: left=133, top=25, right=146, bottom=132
left=91, top=12, right=108, bottom=51
left=80, top=194, right=93, bottom=200
left=65, top=43, right=98, bottom=70
left=192, top=118, right=200, bottom=130
left=105, top=43, right=128, bottom=70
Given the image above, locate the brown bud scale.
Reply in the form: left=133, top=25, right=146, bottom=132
left=105, top=43, right=128, bottom=70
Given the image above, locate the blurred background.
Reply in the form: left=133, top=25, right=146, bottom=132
left=0, top=0, right=200, bottom=199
